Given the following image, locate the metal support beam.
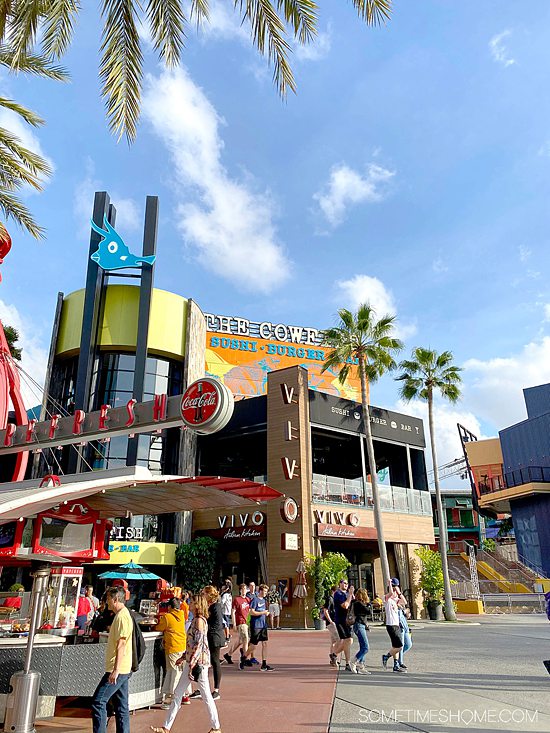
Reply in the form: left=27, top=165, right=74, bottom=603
left=127, top=196, right=158, bottom=467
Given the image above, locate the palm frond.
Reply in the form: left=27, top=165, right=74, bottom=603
left=0, top=189, right=44, bottom=238
left=237, top=0, right=295, bottom=96
left=190, top=0, right=208, bottom=24
left=0, top=96, right=43, bottom=126
left=147, top=0, right=186, bottom=67
left=396, top=347, right=462, bottom=404
left=351, top=0, right=392, bottom=26
left=100, top=0, right=143, bottom=142
left=41, top=0, right=80, bottom=58
left=0, top=45, right=69, bottom=81
left=276, top=0, right=316, bottom=45
left=0, top=0, right=13, bottom=41
left=8, top=0, right=43, bottom=67
left=0, top=127, right=52, bottom=181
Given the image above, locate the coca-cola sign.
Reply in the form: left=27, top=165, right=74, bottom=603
left=180, top=378, right=235, bottom=435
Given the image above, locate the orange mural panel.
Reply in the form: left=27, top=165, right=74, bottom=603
left=205, top=333, right=362, bottom=401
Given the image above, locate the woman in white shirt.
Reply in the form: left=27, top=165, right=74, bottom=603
left=381, top=578, right=404, bottom=673
left=220, top=584, right=233, bottom=642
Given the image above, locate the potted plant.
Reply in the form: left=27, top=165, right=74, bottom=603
left=416, top=547, right=445, bottom=620
left=307, top=552, right=351, bottom=629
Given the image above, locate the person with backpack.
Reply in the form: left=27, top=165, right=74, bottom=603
left=332, top=579, right=355, bottom=673
left=349, top=588, right=371, bottom=674
left=91, top=586, right=134, bottom=733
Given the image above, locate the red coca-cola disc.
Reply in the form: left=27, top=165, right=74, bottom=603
left=180, top=378, right=234, bottom=434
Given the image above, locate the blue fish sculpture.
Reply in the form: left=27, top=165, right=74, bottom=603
left=90, top=217, right=156, bottom=270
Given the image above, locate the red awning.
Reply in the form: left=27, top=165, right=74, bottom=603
left=0, top=468, right=284, bottom=522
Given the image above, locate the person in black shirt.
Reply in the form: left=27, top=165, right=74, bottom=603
left=350, top=588, right=371, bottom=674
left=323, top=587, right=340, bottom=667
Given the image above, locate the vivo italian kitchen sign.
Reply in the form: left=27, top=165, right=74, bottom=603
left=0, top=378, right=234, bottom=455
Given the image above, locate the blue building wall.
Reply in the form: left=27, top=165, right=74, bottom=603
left=511, top=496, right=550, bottom=577
left=499, top=412, right=550, bottom=472
left=523, top=384, right=550, bottom=419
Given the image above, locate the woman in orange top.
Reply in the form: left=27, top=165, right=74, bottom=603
left=155, top=598, right=189, bottom=709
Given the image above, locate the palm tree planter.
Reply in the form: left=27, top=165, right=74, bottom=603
left=322, top=303, right=402, bottom=584
left=397, top=348, right=463, bottom=622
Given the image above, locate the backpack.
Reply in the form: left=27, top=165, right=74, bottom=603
left=130, top=612, right=146, bottom=672
left=346, top=602, right=356, bottom=626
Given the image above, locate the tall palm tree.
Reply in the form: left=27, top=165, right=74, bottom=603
left=321, top=303, right=402, bottom=584
left=0, top=47, right=68, bottom=238
left=396, top=347, right=462, bottom=622
left=0, top=0, right=393, bottom=142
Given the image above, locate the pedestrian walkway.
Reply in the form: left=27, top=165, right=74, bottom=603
left=36, top=630, right=337, bottom=733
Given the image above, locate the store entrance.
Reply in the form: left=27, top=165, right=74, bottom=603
left=320, top=539, right=378, bottom=598
left=218, top=540, right=261, bottom=587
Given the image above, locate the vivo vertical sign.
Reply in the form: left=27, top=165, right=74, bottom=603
left=90, top=217, right=156, bottom=270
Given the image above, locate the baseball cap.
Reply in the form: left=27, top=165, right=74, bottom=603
left=390, top=577, right=400, bottom=586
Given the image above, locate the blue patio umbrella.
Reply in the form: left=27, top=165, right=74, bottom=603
left=98, top=561, right=162, bottom=581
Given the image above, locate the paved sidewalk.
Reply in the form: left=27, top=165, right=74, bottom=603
left=36, top=630, right=336, bottom=733
left=329, top=615, right=550, bottom=733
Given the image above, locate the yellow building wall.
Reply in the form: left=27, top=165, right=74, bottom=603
left=56, top=286, right=189, bottom=359
left=95, top=541, right=177, bottom=566
left=465, top=438, right=503, bottom=468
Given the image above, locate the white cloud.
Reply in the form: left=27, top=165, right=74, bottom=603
left=519, top=244, right=531, bottom=262
left=314, top=163, right=395, bottom=227
left=74, top=158, right=141, bottom=239
left=432, top=257, right=449, bottom=274
left=537, top=141, right=550, bottom=157
left=543, top=304, right=550, bottom=322
left=198, top=1, right=249, bottom=43
left=334, top=274, right=417, bottom=341
left=489, top=30, right=515, bottom=67
left=398, top=399, right=484, bottom=486
left=463, top=337, right=550, bottom=429
left=142, top=68, right=290, bottom=293
left=294, top=26, right=332, bottom=62
left=0, top=300, right=48, bottom=410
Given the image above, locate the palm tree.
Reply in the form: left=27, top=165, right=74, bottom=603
left=321, top=303, right=402, bottom=584
left=396, top=347, right=462, bottom=622
left=2, top=324, right=22, bottom=360
left=0, top=0, right=393, bottom=142
left=0, top=47, right=68, bottom=238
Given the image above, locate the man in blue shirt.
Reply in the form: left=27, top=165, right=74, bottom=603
left=333, top=578, right=355, bottom=673
left=244, top=584, right=273, bottom=671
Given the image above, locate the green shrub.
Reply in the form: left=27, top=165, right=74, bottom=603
left=175, top=536, right=218, bottom=593
left=415, top=547, right=444, bottom=603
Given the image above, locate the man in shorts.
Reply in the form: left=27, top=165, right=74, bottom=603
left=332, top=579, right=355, bottom=673
left=382, top=579, right=404, bottom=673
left=223, top=584, right=250, bottom=669
left=245, top=584, right=273, bottom=671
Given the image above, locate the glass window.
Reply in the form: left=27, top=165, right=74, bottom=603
left=38, top=518, right=93, bottom=554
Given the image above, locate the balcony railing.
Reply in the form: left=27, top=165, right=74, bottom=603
left=312, top=473, right=432, bottom=516
left=504, top=465, right=550, bottom=488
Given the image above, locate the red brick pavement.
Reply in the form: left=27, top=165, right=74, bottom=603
left=37, top=630, right=337, bottom=733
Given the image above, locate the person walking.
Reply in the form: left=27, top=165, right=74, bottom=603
left=382, top=579, right=404, bottom=673
left=323, top=587, right=340, bottom=667
left=156, top=598, right=189, bottom=708
left=332, top=579, right=355, bottom=672
left=350, top=588, right=371, bottom=674
left=189, top=586, right=224, bottom=701
left=220, top=583, right=232, bottom=642
left=246, top=582, right=257, bottom=601
left=223, top=583, right=250, bottom=669
left=91, top=586, right=134, bottom=733
left=267, top=584, right=281, bottom=630
left=245, top=584, right=273, bottom=671
left=151, top=593, right=221, bottom=733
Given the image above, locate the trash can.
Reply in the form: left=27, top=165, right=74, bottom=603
left=3, top=670, right=41, bottom=733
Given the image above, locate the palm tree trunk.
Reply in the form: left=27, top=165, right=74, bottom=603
left=428, top=390, right=457, bottom=621
left=359, top=355, right=391, bottom=586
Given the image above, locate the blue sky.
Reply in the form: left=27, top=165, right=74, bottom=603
left=2, top=1, right=550, bottom=478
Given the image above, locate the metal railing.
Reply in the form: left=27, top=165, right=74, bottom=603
left=311, top=474, right=432, bottom=516
left=482, top=593, right=547, bottom=615
left=504, top=465, right=550, bottom=488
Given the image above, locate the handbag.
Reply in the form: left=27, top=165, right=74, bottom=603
left=345, top=602, right=356, bottom=626
left=192, top=664, right=205, bottom=682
